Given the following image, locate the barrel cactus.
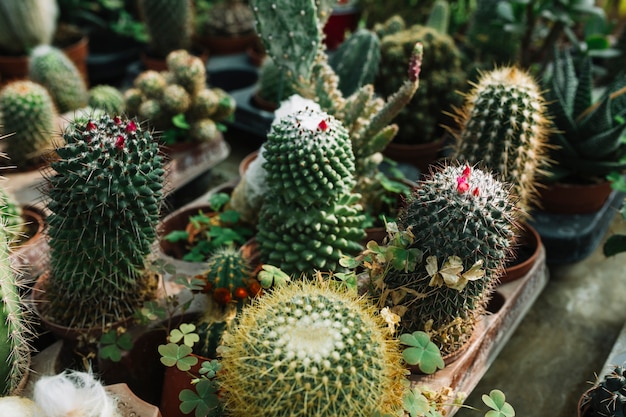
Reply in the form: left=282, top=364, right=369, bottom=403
left=582, top=365, right=626, bottom=417
left=218, top=280, right=406, bottom=417
left=138, top=0, right=193, bottom=59
left=41, top=113, right=164, bottom=330
left=0, top=0, right=58, bottom=56
left=374, top=15, right=467, bottom=144
left=29, top=45, right=88, bottom=114
left=256, top=108, right=366, bottom=276
left=450, top=66, right=553, bottom=214
left=87, top=85, right=125, bottom=116
left=380, top=164, right=518, bottom=354
left=0, top=80, right=59, bottom=169
left=0, top=221, right=32, bottom=396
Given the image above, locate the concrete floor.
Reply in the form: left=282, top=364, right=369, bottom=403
left=197, top=130, right=626, bottom=417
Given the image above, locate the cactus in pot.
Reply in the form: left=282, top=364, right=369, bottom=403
left=218, top=279, right=406, bottom=417
left=138, top=0, right=194, bottom=60
left=256, top=108, right=366, bottom=276
left=0, top=185, right=24, bottom=245
left=87, top=85, right=126, bottom=116
left=376, top=164, right=518, bottom=355
left=580, top=365, right=626, bottom=417
left=40, top=113, right=164, bottom=331
left=0, top=80, right=60, bottom=169
left=0, top=0, right=58, bottom=56
left=29, top=45, right=88, bottom=114
left=449, top=66, right=553, bottom=214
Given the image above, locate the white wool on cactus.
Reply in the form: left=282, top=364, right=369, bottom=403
left=32, top=370, right=119, bottom=417
left=0, top=396, right=41, bottom=417
left=272, top=94, right=321, bottom=127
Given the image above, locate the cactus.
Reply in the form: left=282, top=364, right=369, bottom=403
left=0, top=186, right=23, bottom=245
left=256, top=108, right=366, bottom=276
left=41, top=113, right=164, bottom=330
left=374, top=16, right=467, bottom=144
left=87, top=85, right=125, bottom=116
left=199, top=0, right=255, bottom=38
left=0, top=0, right=58, bottom=56
left=0, top=80, right=59, bottom=169
left=165, top=49, right=207, bottom=97
left=0, top=221, right=32, bottom=396
left=582, top=365, right=626, bottom=416
left=255, top=57, right=300, bottom=109
left=380, top=164, right=517, bottom=354
left=138, top=0, right=193, bottom=59
left=328, top=28, right=381, bottom=97
left=218, top=280, right=406, bottom=417
left=450, top=66, right=553, bottom=214
left=542, top=48, right=626, bottom=180
left=28, top=45, right=88, bottom=114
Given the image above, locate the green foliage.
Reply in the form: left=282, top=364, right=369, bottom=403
left=29, top=45, right=89, bottom=114
left=482, top=390, right=515, bottom=417
left=43, top=113, right=164, bottom=330
left=256, top=264, right=291, bottom=288
left=0, top=80, right=59, bottom=169
left=99, top=328, right=133, bottom=362
left=400, top=331, right=445, bottom=374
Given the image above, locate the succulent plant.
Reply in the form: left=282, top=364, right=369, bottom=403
left=542, top=48, right=626, bottom=181
left=374, top=15, right=467, bottom=144
left=138, top=0, right=193, bottom=59
left=255, top=57, right=300, bottom=109
left=0, top=186, right=24, bottom=245
left=450, top=66, right=553, bottom=214
left=582, top=365, right=626, bottom=417
left=256, top=108, right=366, bottom=276
left=28, top=44, right=88, bottom=114
left=0, top=220, right=32, bottom=396
left=0, top=80, right=59, bottom=169
left=218, top=280, right=406, bottom=417
left=0, top=0, right=58, bottom=56
left=87, top=85, right=125, bottom=116
left=379, top=164, right=518, bottom=354
left=199, top=0, right=256, bottom=38
left=41, top=113, right=164, bottom=330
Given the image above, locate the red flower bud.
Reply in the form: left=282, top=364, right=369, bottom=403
left=234, top=287, right=249, bottom=299
left=457, top=181, right=470, bottom=193
left=472, top=187, right=480, bottom=196
left=125, top=120, right=137, bottom=133
left=213, top=288, right=232, bottom=305
left=113, top=116, right=122, bottom=125
left=462, top=165, right=471, bottom=179
left=115, top=135, right=125, bottom=150
left=86, top=121, right=97, bottom=131
left=318, top=119, right=328, bottom=131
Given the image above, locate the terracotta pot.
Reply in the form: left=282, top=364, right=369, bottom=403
left=537, top=180, right=613, bottom=214
left=193, top=33, right=259, bottom=56
left=107, top=383, right=163, bottom=417
left=251, top=90, right=279, bottom=112
left=159, top=353, right=212, bottom=417
left=14, top=205, right=46, bottom=249
left=577, top=387, right=593, bottom=417
left=238, top=149, right=260, bottom=178
left=382, top=137, right=446, bottom=174
left=500, top=223, right=542, bottom=284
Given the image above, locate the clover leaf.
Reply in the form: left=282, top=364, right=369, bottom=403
left=482, top=389, right=515, bottom=417
left=399, top=331, right=445, bottom=374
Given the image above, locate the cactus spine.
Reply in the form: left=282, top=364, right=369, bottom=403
left=382, top=164, right=517, bottom=354
left=218, top=280, right=406, bottom=417
left=42, top=114, right=164, bottom=330
left=256, top=108, right=365, bottom=276
left=0, top=80, right=59, bottom=169
left=0, top=0, right=58, bottom=56
left=29, top=45, right=89, bottom=114
left=0, top=186, right=23, bottom=245
left=0, top=220, right=32, bottom=396
left=138, top=0, right=193, bottom=59
left=450, top=66, right=553, bottom=214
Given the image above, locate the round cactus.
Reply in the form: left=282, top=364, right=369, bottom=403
left=218, top=280, right=406, bottom=417
left=166, top=50, right=207, bottom=97
left=382, top=164, right=518, bottom=354
left=87, top=85, right=126, bottom=116
left=161, top=84, right=191, bottom=115
left=29, top=45, right=88, bottom=114
left=450, top=66, right=553, bottom=214
left=134, top=70, right=167, bottom=100
left=0, top=80, right=59, bottom=169
left=201, top=246, right=257, bottom=307
left=42, top=113, right=164, bottom=330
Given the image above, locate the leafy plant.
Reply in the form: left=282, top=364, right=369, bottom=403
left=399, top=331, right=445, bottom=374
left=163, top=192, right=255, bottom=262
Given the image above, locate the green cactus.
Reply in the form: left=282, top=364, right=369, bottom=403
left=133, top=70, right=167, bottom=100
left=542, top=48, right=626, bottom=181
left=199, top=0, right=255, bottom=38
left=161, top=84, right=191, bottom=115
left=0, top=221, right=32, bottom=396
left=375, top=16, right=467, bottom=144
left=41, top=113, right=164, bottom=330
left=166, top=49, right=207, bottom=97
left=328, top=28, right=381, bottom=97
left=218, top=280, right=407, bottom=417
left=138, top=0, right=193, bottom=59
left=0, top=0, right=58, bottom=56
left=256, top=108, right=366, bottom=276
left=0, top=80, right=59, bottom=169
left=361, top=0, right=436, bottom=28
left=450, top=66, right=553, bottom=214
left=28, top=45, right=88, bottom=114
left=582, top=365, right=626, bottom=417
left=0, top=186, right=23, bottom=245
left=87, top=85, right=125, bottom=116
left=380, top=164, right=517, bottom=354
left=255, top=57, right=300, bottom=109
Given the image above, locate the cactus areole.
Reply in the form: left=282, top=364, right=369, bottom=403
left=43, top=114, right=164, bottom=330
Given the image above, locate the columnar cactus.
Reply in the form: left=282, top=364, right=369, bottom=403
left=42, top=114, right=164, bottom=330
left=0, top=186, right=23, bottom=244
left=0, top=80, right=59, bottom=169
left=0, top=0, right=58, bottom=56
left=450, top=66, right=553, bottom=214
left=138, top=0, right=193, bottom=59
left=29, top=45, right=88, bottom=114
left=0, top=222, right=32, bottom=396
left=256, top=108, right=366, bottom=275
left=124, top=50, right=235, bottom=145
left=87, top=85, right=126, bottom=116
left=218, top=280, right=406, bottom=417
left=382, top=164, right=518, bottom=354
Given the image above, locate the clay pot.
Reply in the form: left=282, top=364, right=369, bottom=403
left=382, top=136, right=446, bottom=174
left=500, top=223, right=542, bottom=284
left=193, top=33, right=259, bottom=56
left=159, top=352, right=212, bottom=417
left=537, top=180, right=613, bottom=215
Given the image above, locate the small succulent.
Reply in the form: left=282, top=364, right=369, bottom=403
left=582, top=365, right=626, bottom=417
